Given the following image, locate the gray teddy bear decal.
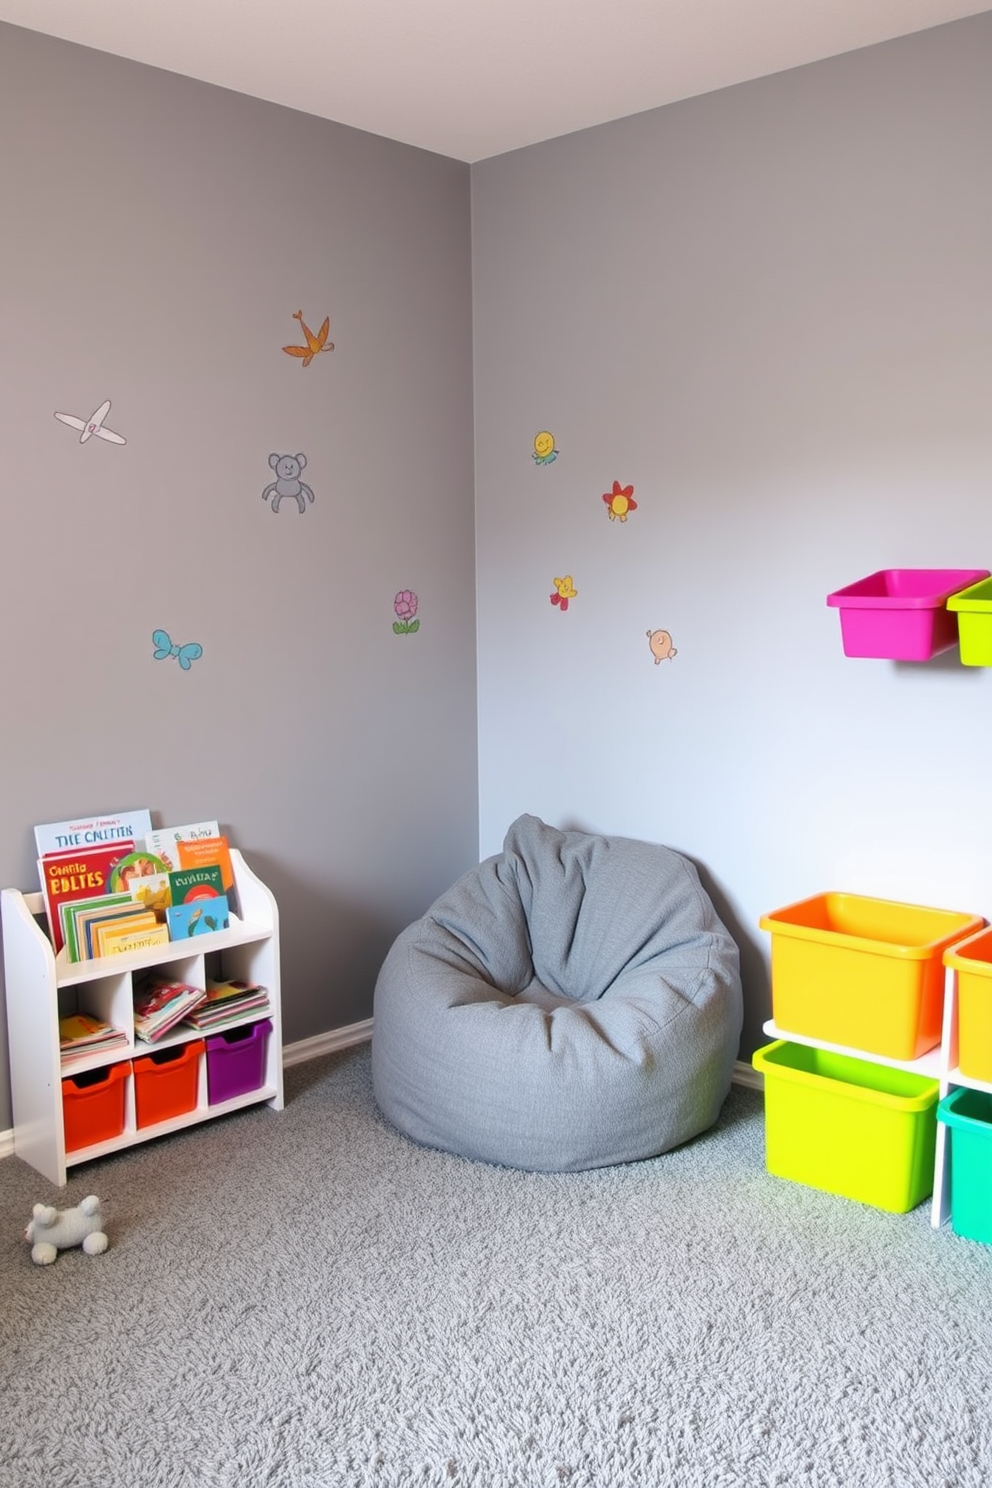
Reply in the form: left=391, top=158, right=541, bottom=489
left=262, top=453, right=315, bottom=513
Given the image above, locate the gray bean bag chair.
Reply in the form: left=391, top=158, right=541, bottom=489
left=372, top=814, right=743, bottom=1171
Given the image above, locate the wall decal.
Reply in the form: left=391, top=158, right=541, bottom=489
left=152, top=629, right=203, bottom=670
left=603, top=481, right=636, bottom=522
left=550, top=575, right=577, bottom=612
left=646, top=629, right=678, bottom=663
left=283, top=310, right=334, bottom=367
left=262, top=453, right=315, bottom=513
left=393, top=591, right=420, bottom=633
left=54, top=399, right=126, bottom=446
left=532, top=431, right=559, bottom=465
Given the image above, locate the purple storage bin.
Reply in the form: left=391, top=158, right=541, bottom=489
left=205, top=1018, right=272, bottom=1104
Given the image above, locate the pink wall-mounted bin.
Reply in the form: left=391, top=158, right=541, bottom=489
left=826, top=569, right=990, bottom=660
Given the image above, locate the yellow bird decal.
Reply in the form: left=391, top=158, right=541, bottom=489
left=283, top=310, right=334, bottom=367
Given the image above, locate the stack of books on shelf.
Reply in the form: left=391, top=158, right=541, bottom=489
left=181, top=978, right=270, bottom=1032
left=33, top=809, right=238, bottom=963
left=133, top=975, right=207, bottom=1043
left=58, top=1012, right=129, bottom=1067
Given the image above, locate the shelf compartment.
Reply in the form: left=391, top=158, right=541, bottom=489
left=936, top=1087, right=992, bottom=1243
left=753, top=1039, right=940, bottom=1213
left=759, top=892, right=984, bottom=1061
left=946, top=576, right=992, bottom=666
left=826, top=568, right=989, bottom=660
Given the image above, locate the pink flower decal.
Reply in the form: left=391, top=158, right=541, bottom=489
left=393, top=590, right=420, bottom=634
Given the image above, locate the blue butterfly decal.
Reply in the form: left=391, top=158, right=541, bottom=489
left=152, top=629, right=203, bottom=671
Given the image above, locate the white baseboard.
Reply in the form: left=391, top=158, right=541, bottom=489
left=285, top=1025, right=763, bottom=1091
left=282, top=1017, right=373, bottom=1066
left=732, top=1058, right=762, bottom=1092
left=0, top=1021, right=752, bottom=1161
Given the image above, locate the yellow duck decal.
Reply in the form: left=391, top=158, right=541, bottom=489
left=551, top=575, right=578, bottom=611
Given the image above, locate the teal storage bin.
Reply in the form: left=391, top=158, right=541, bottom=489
left=937, top=1086, right=992, bottom=1244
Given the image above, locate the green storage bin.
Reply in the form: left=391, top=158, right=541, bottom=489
left=752, top=1040, right=939, bottom=1213
left=947, top=576, right=992, bottom=667
left=937, top=1086, right=992, bottom=1244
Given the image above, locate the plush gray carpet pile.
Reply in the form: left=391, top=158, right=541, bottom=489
left=1, top=1044, right=990, bottom=1488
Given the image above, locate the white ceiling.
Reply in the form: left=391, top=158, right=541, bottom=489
left=1, top=0, right=988, bottom=160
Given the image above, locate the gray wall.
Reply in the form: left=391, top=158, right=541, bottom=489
left=4, top=12, right=992, bottom=1132
left=472, top=13, right=992, bottom=1057
left=0, top=24, right=479, bottom=1126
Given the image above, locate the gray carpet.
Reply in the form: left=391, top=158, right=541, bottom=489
left=1, top=1044, right=990, bottom=1488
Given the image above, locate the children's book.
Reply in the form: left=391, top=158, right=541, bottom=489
left=68, top=898, right=151, bottom=962
left=144, top=822, right=220, bottom=873
left=133, top=976, right=207, bottom=1041
left=35, top=809, right=152, bottom=858
left=128, top=872, right=172, bottom=913
left=165, top=896, right=230, bottom=940
left=95, top=921, right=170, bottom=957
left=176, top=837, right=235, bottom=901
left=168, top=865, right=224, bottom=903
left=106, top=851, right=169, bottom=894
left=92, top=912, right=162, bottom=958
left=204, top=976, right=266, bottom=1004
left=58, top=1012, right=129, bottom=1064
left=182, top=978, right=269, bottom=1031
left=61, top=893, right=132, bottom=963
left=59, top=1012, right=117, bottom=1047
left=38, top=843, right=136, bottom=954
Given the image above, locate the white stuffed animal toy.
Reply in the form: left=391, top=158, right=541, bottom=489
left=25, top=1195, right=108, bottom=1265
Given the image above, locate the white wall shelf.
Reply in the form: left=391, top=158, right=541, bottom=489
left=2, top=848, right=283, bottom=1187
left=761, top=1019, right=942, bottom=1080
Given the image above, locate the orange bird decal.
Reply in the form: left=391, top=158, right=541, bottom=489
left=283, top=310, right=334, bottom=367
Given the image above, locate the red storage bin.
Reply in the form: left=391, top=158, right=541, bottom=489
left=62, top=1061, right=130, bottom=1152
left=133, top=1039, right=204, bottom=1128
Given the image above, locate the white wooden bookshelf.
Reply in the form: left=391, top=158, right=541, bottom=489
left=2, top=848, right=283, bottom=1186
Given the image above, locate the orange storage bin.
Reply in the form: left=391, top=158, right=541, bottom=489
left=133, top=1039, right=204, bottom=1128
left=760, top=893, right=984, bottom=1060
left=62, top=1061, right=130, bottom=1152
left=944, top=927, right=992, bottom=1083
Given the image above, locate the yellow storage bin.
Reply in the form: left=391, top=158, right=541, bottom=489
left=947, top=576, right=992, bottom=667
left=944, top=926, right=992, bottom=1083
left=759, top=893, right=983, bottom=1060
left=752, top=1040, right=939, bottom=1213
